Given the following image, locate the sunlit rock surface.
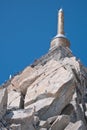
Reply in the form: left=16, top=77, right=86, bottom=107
left=0, top=46, right=87, bottom=130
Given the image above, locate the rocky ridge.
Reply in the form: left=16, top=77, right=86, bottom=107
left=0, top=46, right=87, bottom=130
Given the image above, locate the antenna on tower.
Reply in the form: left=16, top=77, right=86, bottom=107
left=50, top=8, right=70, bottom=49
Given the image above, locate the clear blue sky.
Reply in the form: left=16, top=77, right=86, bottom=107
left=0, top=0, right=87, bottom=85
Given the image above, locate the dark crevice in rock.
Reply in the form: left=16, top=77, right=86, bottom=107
left=20, top=93, right=25, bottom=109
left=75, top=83, right=87, bottom=127
left=0, top=118, right=8, bottom=128
left=72, top=68, right=81, bottom=84
left=61, top=104, right=74, bottom=115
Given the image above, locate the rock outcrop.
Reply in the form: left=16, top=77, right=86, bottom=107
left=0, top=88, right=7, bottom=120
left=0, top=46, right=87, bottom=130
left=64, top=120, right=86, bottom=130
left=7, top=90, right=22, bottom=110
left=5, top=109, right=35, bottom=130
left=50, top=115, right=70, bottom=130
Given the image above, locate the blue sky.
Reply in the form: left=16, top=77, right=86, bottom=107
left=0, top=0, right=87, bottom=85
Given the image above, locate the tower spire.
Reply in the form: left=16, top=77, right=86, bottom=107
left=50, top=9, right=70, bottom=49
left=58, top=8, right=64, bottom=35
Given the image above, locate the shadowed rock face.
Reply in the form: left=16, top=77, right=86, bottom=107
left=0, top=88, right=7, bottom=120
left=0, top=46, right=87, bottom=130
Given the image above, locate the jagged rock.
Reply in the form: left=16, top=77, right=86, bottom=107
left=47, top=116, right=57, bottom=125
left=39, top=116, right=57, bottom=129
left=39, top=120, right=47, bottom=128
left=62, top=57, right=80, bottom=73
left=5, top=108, right=35, bottom=130
left=7, top=90, right=22, bottom=110
left=49, top=115, right=70, bottom=130
left=0, top=122, right=6, bottom=129
left=61, top=92, right=87, bottom=125
left=0, top=122, right=3, bottom=127
left=61, top=103, right=77, bottom=123
left=0, top=119, right=8, bottom=128
left=39, top=128, right=47, bottom=130
left=0, top=7, right=87, bottom=130
left=61, top=103, right=74, bottom=115
left=0, top=88, right=7, bottom=120
left=70, top=93, right=86, bottom=124
left=0, top=47, right=87, bottom=129
left=0, top=127, right=7, bottom=130
left=85, top=111, right=87, bottom=118
left=7, top=66, right=41, bottom=95
left=1, top=47, right=87, bottom=129
left=24, top=59, right=75, bottom=120
left=25, top=59, right=74, bottom=106
left=0, top=121, right=7, bottom=130
left=9, top=124, right=21, bottom=130
left=64, top=122, right=74, bottom=130
left=64, top=120, right=86, bottom=130
left=25, top=97, right=55, bottom=119
left=33, top=116, right=40, bottom=128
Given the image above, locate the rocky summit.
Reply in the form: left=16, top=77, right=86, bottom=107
left=0, top=8, right=87, bottom=130
left=0, top=46, right=87, bottom=130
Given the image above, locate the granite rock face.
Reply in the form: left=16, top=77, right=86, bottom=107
left=0, top=88, right=7, bottom=120
left=64, top=120, right=86, bottom=130
left=7, top=90, right=22, bottom=110
left=5, top=109, right=35, bottom=130
left=9, top=124, right=21, bottom=130
left=0, top=46, right=87, bottom=130
left=24, top=59, right=75, bottom=120
left=50, top=115, right=70, bottom=130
